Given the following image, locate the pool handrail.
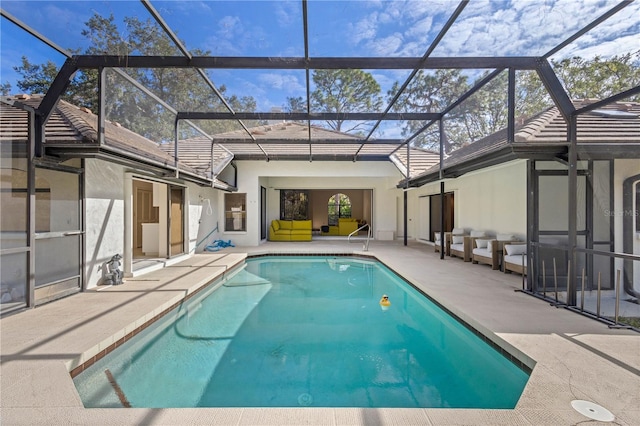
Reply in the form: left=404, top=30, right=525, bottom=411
left=348, top=224, right=371, bottom=251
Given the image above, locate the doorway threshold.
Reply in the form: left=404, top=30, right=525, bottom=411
left=131, top=254, right=191, bottom=276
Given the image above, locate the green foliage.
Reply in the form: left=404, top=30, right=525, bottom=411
left=283, top=96, right=306, bottom=123
left=0, top=82, right=11, bottom=96
left=14, top=57, right=60, bottom=95
left=390, top=52, right=640, bottom=153
left=552, top=52, right=640, bottom=101
left=327, top=193, right=351, bottom=225
left=390, top=69, right=469, bottom=152
left=13, top=12, right=259, bottom=142
left=310, top=69, right=383, bottom=133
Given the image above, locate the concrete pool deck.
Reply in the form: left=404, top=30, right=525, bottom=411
left=1, top=240, right=638, bottom=425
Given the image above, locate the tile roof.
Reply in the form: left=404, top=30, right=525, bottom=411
left=1, top=95, right=422, bottom=185
left=407, top=100, right=640, bottom=187
left=390, top=147, right=441, bottom=178
left=164, top=121, right=441, bottom=176
left=7, top=95, right=633, bottom=191
left=0, top=94, right=232, bottom=187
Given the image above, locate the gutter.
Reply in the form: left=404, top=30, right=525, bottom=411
left=399, top=143, right=569, bottom=188
left=46, top=145, right=216, bottom=188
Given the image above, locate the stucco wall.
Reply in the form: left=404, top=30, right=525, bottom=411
left=84, top=159, right=222, bottom=288
left=224, top=161, right=404, bottom=246
left=191, top=186, right=221, bottom=252
left=406, top=161, right=528, bottom=241
left=85, top=159, right=126, bottom=289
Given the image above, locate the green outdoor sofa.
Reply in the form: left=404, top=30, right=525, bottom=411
left=268, top=220, right=312, bottom=241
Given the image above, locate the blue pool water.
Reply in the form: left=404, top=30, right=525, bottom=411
left=74, top=256, right=530, bottom=408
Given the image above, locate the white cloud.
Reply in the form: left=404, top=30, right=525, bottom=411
left=205, top=15, right=273, bottom=55
left=366, top=33, right=404, bottom=56
left=427, top=0, right=634, bottom=57
left=258, top=73, right=305, bottom=94
left=217, top=16, right=243, bottom=40
left=557, top=34, right=640, bottom=60
left=347, top=12, right=379, bottom=45
left=275, top=1, right=300, bottom=27
left=405, top=16, right=433, bottom=39
left=344, top=0, right=460, bottom=56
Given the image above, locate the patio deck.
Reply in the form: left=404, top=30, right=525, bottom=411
left=1, top=240, right=638, bottom=425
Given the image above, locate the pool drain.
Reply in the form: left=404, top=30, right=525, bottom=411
left=298, top=393, right=313, bottom=406
left=571, top=400, right=614, bottom=422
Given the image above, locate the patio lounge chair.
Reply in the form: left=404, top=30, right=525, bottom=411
left=439, top=228, right=465, bottom=256
left=450, top=230, right=485, bottom=262
left=503, top=243, right=527, bottom=275
left=472, top=234, right=518, bottom=270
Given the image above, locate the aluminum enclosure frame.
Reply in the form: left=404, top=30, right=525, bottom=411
left=1, top=0, right=638, bottom=309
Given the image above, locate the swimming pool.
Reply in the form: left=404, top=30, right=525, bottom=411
left=73, top=256, right=530, bottom=408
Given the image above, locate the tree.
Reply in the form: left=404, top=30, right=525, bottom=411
left=0, top=82, right=10, bottom=96
left=13, top=12, right=260, bottom=142
left=515, top=70, right=553, bottom=119
left=310, top=69, right=382, bottom=133
left=552, top=52, right=640, bottom=101
left=390, top=69, right=470, bottom=152
left=283, top=96, right=306, bottom=123
left=389, top=52, right=640, bottom=153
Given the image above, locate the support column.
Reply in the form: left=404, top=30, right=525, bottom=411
left=404, top=143, right=409, bottom=246
left=440, top=181, right=445, bottom=260
left=97, top=67, right=105, bottom=146
left=439, top=119, right=445, bottom=260
left=567, top=116, right=578, bottom=306
left=27, top=109, right=36, bottom=307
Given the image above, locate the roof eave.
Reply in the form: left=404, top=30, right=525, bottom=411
left=46, top=145, right=213, bottom=187
left=402, top=143, right=569, bottom=188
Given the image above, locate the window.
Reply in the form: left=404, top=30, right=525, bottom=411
left=328, top=193, right=351, bottom=226
left=280, top=190, right=309, bottom=220
left=224, top=193, right=246, bottom=232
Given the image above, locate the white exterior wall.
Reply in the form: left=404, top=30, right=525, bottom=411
left=84, top=159, right=221, bottom=289
left=191, top=186, right=221, bottom=252
left=406, top=161, right=528, bottom=240
left=85, top=160, right=127, bottom=289
left=221, top=161, right=404, bottom=246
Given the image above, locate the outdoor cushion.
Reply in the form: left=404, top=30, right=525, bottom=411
left=475, top=239, right=490, bottom=249
left=452, top=227, right=465, bottom=235
left=497, top=233, right=515, bottom=241
left=452, top=236, right=465, bottom=244
left=505, top=244, right=527, bottom=256
left=504, top=254, right=527, bottom=262
left=470, top=230, right=486, bottom=238
left=279, top=220, right=292, bottom=230
left=472, top=247, right=491, bottom=257
left=292, top=220, right=312, bottom=229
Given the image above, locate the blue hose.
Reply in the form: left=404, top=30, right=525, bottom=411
left=205, top=239, right=235, bottom=252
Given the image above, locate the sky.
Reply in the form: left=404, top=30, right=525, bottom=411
left=1, top=0, right=639, bottom=137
